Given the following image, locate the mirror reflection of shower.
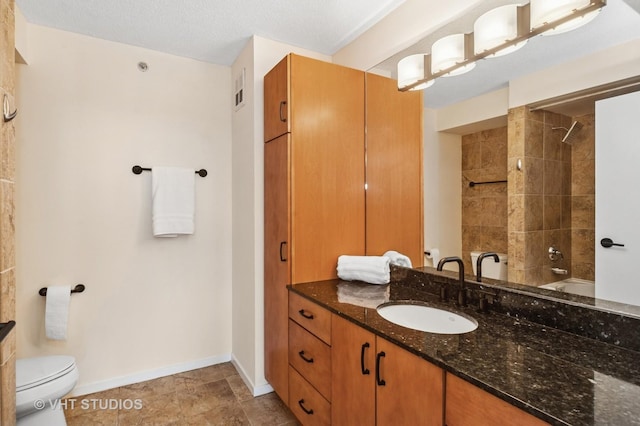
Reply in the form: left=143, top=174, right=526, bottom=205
left=552, top=121, right=583, bottom=144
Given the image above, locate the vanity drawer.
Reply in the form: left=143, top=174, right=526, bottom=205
left=289, top=366, right=331, bottom=426
left=289, top=291, right=332, bottom=344
left=289, top=319, right=331, bottom=400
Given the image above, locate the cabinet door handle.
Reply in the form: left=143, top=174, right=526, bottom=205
left=298, top=350, right=314, bottom=363
left=360, top=342, right=370, bottom=375
left=279, top=241, right=287, bottom=261
left=298, top=309, right=314, bottom=320
left=376, top=351, right=386, bottom=386
left=279, top=101, right=287, bottom=122
left=298, top=399, right=314, bottom=415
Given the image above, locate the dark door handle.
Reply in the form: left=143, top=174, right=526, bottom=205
left=360, top=342, right=370, bottom=375
left=279, top=101, right=287, bottom=122
left=279, top=241, right=287, bottom=261
left=601, top=238, right=625, bottom=248
left=298, top=350, right=314, bottom=363
left=376, top=351, right=386, bottom=386
left=298, top=399, right=314, bottom=415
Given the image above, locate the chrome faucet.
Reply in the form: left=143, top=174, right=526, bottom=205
left=476, top=252, right=499, bottom=283
left=436, top=256, right=466, bottom=306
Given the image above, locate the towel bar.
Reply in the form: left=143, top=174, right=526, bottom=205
left=469, top=180, right=507, bottom=187
left=132, top=165, right=207, bottom=177
left=39, top=284, right=86, bottom=297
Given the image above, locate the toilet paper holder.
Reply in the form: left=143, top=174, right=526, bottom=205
left=39, top=284, right=85, bottom=297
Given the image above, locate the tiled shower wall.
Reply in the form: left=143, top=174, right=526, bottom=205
left=508, top=107, right=572, bottom=285
left=0, top=0, right=16, bottom=423
left=461, top=127, right=508, bottom=274
left=507, top=106, right=596, bottom=286
left=570, top=113, right=595, bottom=281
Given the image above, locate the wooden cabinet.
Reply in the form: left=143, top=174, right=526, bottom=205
left=288, top=295, right=333, bottom=425
left=365, top=73, right=424, bottom=266
left=264, top=55, right=424, bottom=408
left=264, top=56, right=290, bottom=142
left=331, top=314, right=376, bottom=425
left=264, top=54, right=365, bottom=403
left=445, top=373, right=548, bottom=426
left=331, top=314, right=444, bottom=426
left=264, top=134, right=291, bottom=403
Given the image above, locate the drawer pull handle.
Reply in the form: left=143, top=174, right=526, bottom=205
left=298, top=350, right=314, bottom=363
left=279, top=101, right=287, bottom=122
left=298, top=309, right=314, bottom=320
left=279, top=241, right=287, bottom=261
left=298, top=399, right=314, bottom=415
left=376, top=351, right=386, bottom=386
left=360, top=342, right=370, bottom=375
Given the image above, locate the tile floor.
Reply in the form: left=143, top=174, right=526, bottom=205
left=63, top=362, right=298, bottom=425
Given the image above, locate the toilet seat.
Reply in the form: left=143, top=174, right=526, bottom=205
left=17, top=356, right=77, bottom=392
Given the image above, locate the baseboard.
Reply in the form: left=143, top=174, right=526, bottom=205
left=70, top=354, right=232, bottom=397
left=230, top=354, right=273, bottom=397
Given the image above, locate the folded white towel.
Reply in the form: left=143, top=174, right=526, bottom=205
left=337, top=255, right=390, bottom=285
left=45, top=285, right=71, bottom=340
left=383, top=250, right=413, bottom=268
left=152, top=166, right=195, bottom=237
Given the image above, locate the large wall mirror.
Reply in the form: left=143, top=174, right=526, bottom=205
left=370, top=0, right=640, bottom=315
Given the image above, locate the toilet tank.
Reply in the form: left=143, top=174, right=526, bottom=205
left=470, top=251, right=508, bottom=280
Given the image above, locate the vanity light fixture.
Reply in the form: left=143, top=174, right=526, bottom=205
left=397, top=0, right=606, bottom=91
left=530, top=0, right=602, bottom=35
left=431, top=33, right=476, bottom=77
left=474, top=4, right=528, bottom=58
left=397, top=54, right=435, bottom=91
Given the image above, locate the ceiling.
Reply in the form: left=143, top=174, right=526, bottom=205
left=15, top=0, right=640, bottom=114
left=15, top=0, right=405, bottom=66
left=375, top=0, right=640, bottom=110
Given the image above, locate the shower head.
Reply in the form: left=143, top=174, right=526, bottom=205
left=552, top=121, right=583, bottom=144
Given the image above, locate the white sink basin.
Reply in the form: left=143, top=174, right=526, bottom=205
left=376, top=303, right=478, bottom=334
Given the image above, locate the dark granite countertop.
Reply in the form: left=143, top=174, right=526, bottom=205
left=289, top=271, right=640, bottom=426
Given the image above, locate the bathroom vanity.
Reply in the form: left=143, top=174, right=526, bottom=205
left=287, top=267, right=640, bottom=425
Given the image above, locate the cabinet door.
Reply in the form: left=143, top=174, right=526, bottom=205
left=376, top=338, right=444, bottom=426
left=331, top=314, right=376, bottom=425
left=365, top=73, right=424, bottom=266
left=290, top=55, right=366, bottom=283
left=445, top=373, right=548, bottom=426
left=264, top=134, right=291, bottom=403
left=264, top=55, right=290, bottom=142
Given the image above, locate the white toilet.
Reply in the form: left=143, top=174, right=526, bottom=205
left=16, top=356, right=79, bottom=426
left=470, top=251, right=508, bottom=280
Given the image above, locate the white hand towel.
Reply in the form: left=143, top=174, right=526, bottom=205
left=152, top=166, right=195, bottom=237
left=383, top=250, right=413, bottom=268
left=45, top=285, right=71, bottom=340
left=337, top=255, right=390, bottom=284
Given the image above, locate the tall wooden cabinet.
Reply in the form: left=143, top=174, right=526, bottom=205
left=264, top=54, right=425, bottom=410
left=264, top=54, right=366, bottom=403
left=331, top=314, right=444, bottom=426
left=365, top=73, right=424, bottom=266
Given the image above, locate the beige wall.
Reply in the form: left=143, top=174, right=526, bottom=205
left=230, top=36, right=330, bottom=395
left=423, top=108, right=461, bottom=268
left=15, top=24, right=233, bottom=394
